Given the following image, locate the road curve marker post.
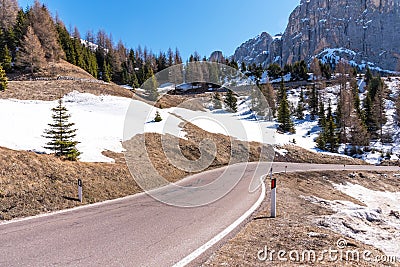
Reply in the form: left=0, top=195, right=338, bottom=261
left=270, top=168, right=276, bottom=218
left=78, top=179, right=83, bottom=203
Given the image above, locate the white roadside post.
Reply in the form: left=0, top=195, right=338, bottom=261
left=270, top=168, right=276, bottom=218
left=78, top=179, right=83, bottom=203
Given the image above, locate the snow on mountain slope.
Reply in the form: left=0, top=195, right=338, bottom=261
left=0, top=91, right=186, bottom=162
left=1, top=77, right=398, bottom=164
left=307, top=182, right=400, bottom=259
left=0, top=91, right=276, bottom=163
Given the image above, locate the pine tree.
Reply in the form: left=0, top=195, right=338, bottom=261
left=277, top=85, right=295, bottom=133
left=267, top=63, right=282, bottom=80
left=12, top=9, right=28, bottom=49
left=0, top=64, right=8, bottom=91
left=213, top=92, right=222, bottom=109
left=364, top=76, right=386, bottom=138
left=372, top=77, right=386, bottom=140
left=224, top=89, right=238, bottom=113
left=318, top=100, right=326, bottom=128
left=296, top=88, right=305, bottom=120
left=0, top=45, right=12, bottom=72
left=352, top=79, right=362, bottom=117
left=241, top=61, right=247, bottom=72
left=154, top=111, right=162, bottom=122
left=363, top=93, right=374, bottom=130
left=320, top=62, right=332, bottom=80
left=167, top=47, right=174, bottom=66
left=56, top=21, right=75, bottom=64
left=296, top=101, right=304, bottom=120
left=396, top=94, right=400, bottom=126
left=15, top=26, right=46, bottom=74
left=291, top=60, right=309, bottom=81
left=43, top=99, right=80, bottom=161
left=325, top=101, right=338, bottom=152
left=309, top=84, right=318, bottom=120
left=101, top=59, right=112, bottom=82
left=144, top=68, right=159, bottom=101
left=316, top=105, right=326, bottom=150
left=131, top=71, right=139, bottom=88
left=364, top=66, right=373, bottom=85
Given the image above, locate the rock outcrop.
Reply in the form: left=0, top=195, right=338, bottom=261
left=233, top=0, right=400, bottom=71
left=209, top=51, right=225, bottom=63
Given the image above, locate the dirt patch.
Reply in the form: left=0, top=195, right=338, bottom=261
left=202, top=171, right=400, bottom=266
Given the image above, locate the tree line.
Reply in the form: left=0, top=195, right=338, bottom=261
left=256, top=58, right=397, bottom=156
left=0, top=0, right=186, bottom=87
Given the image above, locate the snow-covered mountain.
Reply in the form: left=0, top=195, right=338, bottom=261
left=233, top=0, right=400, bottom=71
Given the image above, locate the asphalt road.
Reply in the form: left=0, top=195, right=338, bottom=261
left=1, top=162, right=398, bottom=266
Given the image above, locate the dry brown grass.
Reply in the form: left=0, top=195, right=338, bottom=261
left=1, top=60, right=136, bottom=101
left=155, top=93, right=207, bottom=110
left=0, top=146, right=138, bottom=220
left=1, top=80, right=134, bottom=101
left=9, top=60, right=94, bottom=81
left=202, top=171, right=400, bottom=266
left=122, top=121, right=272, bottom=188
left=275, top=144, right=367, bottom=165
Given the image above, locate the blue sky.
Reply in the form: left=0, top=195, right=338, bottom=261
left=18, top=0, right=299, bottom=60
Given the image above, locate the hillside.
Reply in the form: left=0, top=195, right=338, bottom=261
left=1, top=60, right=134, bottom=101
left=233, top=0, right=400, bottom=71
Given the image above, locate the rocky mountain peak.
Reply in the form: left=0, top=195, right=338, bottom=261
left=209, top=51, right=225, bottom=63
left=233, top=0, right=400, bottom=71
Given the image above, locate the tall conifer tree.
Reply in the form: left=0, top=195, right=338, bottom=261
left=224, top=89, right=238, bottom=113
left=277, top=84, right=295, bottom=133
left=43, top=99, right=80, bottom=161
left=0, top=64, right=7, bottom=91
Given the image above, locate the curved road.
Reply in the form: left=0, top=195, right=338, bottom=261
left=0, top=162, right=398, bottom=266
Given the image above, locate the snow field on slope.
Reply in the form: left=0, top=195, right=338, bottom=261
left=0, top=91, right=187, bottom=162
left=307, top=182, right=400, bottom=259
left=0, top=91, right=277, bottom=163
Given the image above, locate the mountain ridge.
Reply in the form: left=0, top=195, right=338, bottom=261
left=233, top=0, right=400, bottom=71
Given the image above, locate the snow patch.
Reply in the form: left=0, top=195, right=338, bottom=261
left=306, top=183, right=400, bottom=258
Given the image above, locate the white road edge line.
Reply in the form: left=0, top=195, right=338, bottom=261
left=172, top=176, right=267, bottom=267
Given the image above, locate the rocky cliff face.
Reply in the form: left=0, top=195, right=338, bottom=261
left=233, top=0, right=400, bottom=71
left=209, top=51, right=225, bottom=63
left=232, top=32, right=274, bottom=67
